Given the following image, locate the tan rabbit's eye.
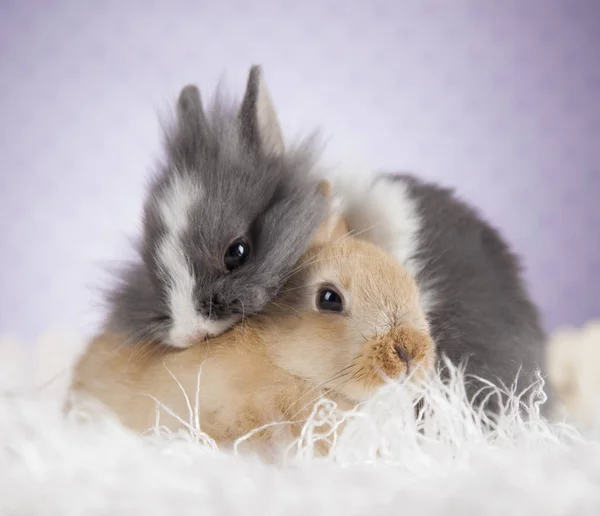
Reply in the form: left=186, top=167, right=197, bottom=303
left=317, top=286, right=344, bottom=313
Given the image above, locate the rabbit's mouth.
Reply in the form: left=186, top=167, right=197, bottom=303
left=327, top=325, right=436, bottom=403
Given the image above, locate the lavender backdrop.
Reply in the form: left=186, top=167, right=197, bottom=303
left=1, top=0, right=599, bottom=342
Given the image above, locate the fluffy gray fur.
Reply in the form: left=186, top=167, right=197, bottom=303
left=104, top=66, right=328, bottom=346
left=380, top=173, right=552, bottom=416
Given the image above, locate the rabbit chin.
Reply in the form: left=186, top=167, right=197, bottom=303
left=327, top=361, right=435, bottom=404
left=318, top=329, right=437, bottom=404
left=166, top=314, right=242, bottom=349
left=333, top=360, right=435, bottom=403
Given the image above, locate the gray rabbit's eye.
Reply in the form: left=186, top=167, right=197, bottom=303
left=224, top=237, right=251, bottom=271
left=317, top=286, right=344, bottom=313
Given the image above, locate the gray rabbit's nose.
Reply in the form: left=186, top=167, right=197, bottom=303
left=198, top=293, right=242, bottom=320
left=197, top=294, right=229, bottom=318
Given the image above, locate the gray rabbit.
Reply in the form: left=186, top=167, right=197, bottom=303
left=103, top=66, right=328, bottom=349
left=336, top=171, right=551, bottom=415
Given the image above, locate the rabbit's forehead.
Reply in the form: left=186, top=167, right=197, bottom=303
left=308, top=245, right=414, bottom=293
left=152, top=167, right=264, bottom=241
left=155, top=172, right=205, bottom=234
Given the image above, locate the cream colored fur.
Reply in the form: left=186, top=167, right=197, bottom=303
left=70, top=206, right=435, bottom=457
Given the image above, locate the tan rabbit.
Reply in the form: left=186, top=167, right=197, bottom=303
left=70, top=190, right=436, bottom=457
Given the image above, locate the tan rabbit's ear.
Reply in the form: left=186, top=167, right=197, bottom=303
left=313, top=180, right=349, bottom=244
left=239, top=65, right=285, bottom=157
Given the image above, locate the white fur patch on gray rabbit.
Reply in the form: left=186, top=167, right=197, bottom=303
left=103, top=66, right=328, bottom=349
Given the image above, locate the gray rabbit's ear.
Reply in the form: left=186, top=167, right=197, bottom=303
left=239, top=65, right=285, bottom=157
left=168, top=84, right=210, bottom=162
left=176, top=84, right=209, bottom=136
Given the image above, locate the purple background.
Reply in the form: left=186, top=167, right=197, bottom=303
left=1, top=0, right=599, bottom=342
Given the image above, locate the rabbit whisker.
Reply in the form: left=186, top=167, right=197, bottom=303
left=281, top=360, right=359, bottom=418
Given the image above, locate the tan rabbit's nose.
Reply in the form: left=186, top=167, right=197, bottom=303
left=391, top=326, right=436, bottom=378
left=367, top=325, right=435, bottom=382
left=394, top=346, right=412, bottom=375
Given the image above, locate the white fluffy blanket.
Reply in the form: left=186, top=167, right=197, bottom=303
left=2, top=326, right=600, bottom=516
